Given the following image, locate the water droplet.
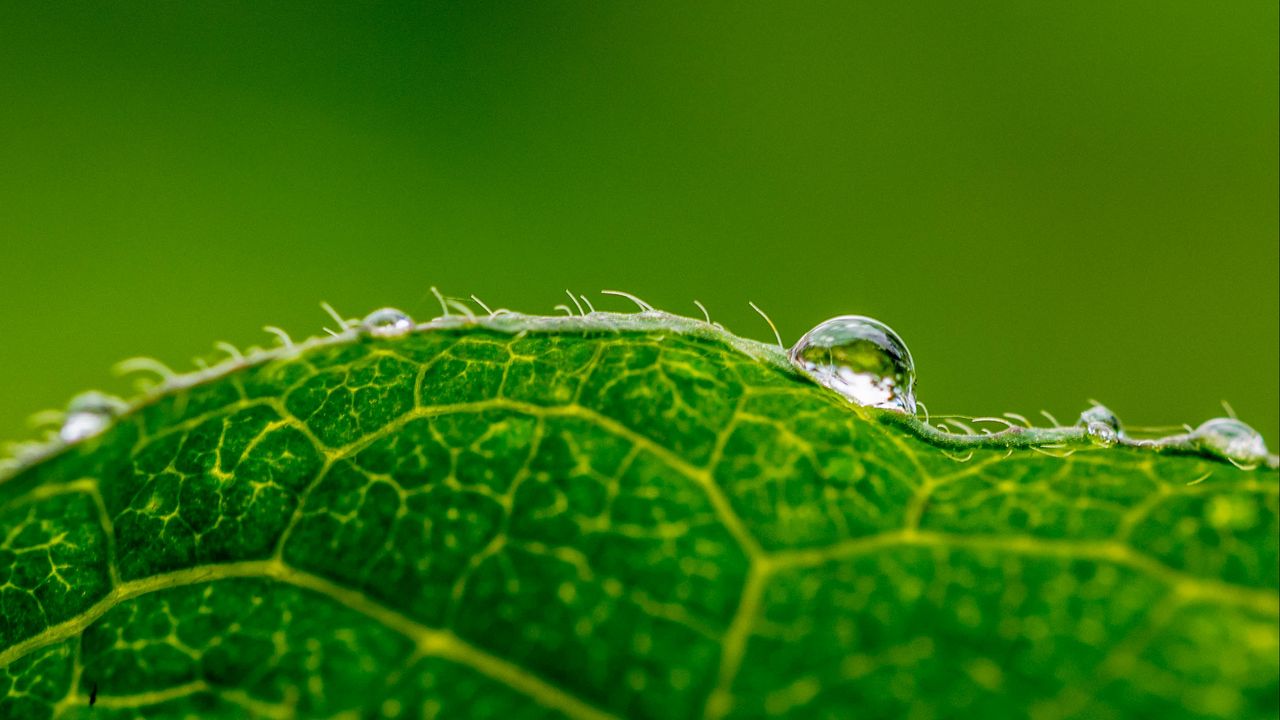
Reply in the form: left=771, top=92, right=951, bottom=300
left=361, top=308, right=414, bottom=338
left=60, top=392, right=126, bottom=443
left=789, top=315, right=917, bottom=413
left=1192, top=418, right=1269, bottom=467
left=1078, top=404, right=1121, bottom=447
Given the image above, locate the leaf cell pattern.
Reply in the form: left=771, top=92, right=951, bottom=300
left=1, top=326, right=1276, bottom=719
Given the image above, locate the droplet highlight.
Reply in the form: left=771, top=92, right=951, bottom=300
left=1192, top=418, right=1269, bottom=467
left=60, top=392, right=127, bottom=443
left=361, top=308, right=415, bottom=338
left=789, top=315, right=917, bottom=413
left=1079, top=404, right=1121, bottom=447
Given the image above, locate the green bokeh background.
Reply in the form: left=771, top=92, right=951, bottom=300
left=1, top=3, right=1276, bottom=443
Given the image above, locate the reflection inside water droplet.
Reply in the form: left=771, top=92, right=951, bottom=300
left=1085, top=422, right=1118, bottom=447
left=789, top=315, right=917, bottom=413
left=60, top=392, right=126, bottom=443
left=361, top=308, right=415, bottom=338
left=1193, top=418, right=1269, bottom=466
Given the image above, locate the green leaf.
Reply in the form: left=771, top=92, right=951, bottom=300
left=1, top=313, right=1276, bottom=719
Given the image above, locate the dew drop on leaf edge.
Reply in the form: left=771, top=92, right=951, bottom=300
left=59, top=391, right=126, bottom=443
left=1193, top=417, right=1269, bottom=466
left=788, top=315, right=917, bottom=414
left=1079, top=404, right=1121, bottom=447
left=361, top=308, right=415, bottom=338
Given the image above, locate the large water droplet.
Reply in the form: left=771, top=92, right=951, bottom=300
left=60, top=392, right=126, bottom=443
left=361, top=308, right=414, bottom=338
left=1079, top=404, right=1121, bottom=447
left=789, top=315, right=917, bottom=413
left=1193, top=418, right=1269, bottom=467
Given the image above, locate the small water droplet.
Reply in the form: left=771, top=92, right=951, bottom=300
left=789, top=315, right=917, bottom=413
left=1192, top=418, right=1269, bottom=467
left=361, top=308, right=414, bottom=338
left=60, top=392, right=126, bottom=443
left=1078, top=404, right=1121, bottom=447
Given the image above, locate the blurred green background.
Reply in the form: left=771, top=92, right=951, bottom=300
left=1, top=2, right=1276, bottom=443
